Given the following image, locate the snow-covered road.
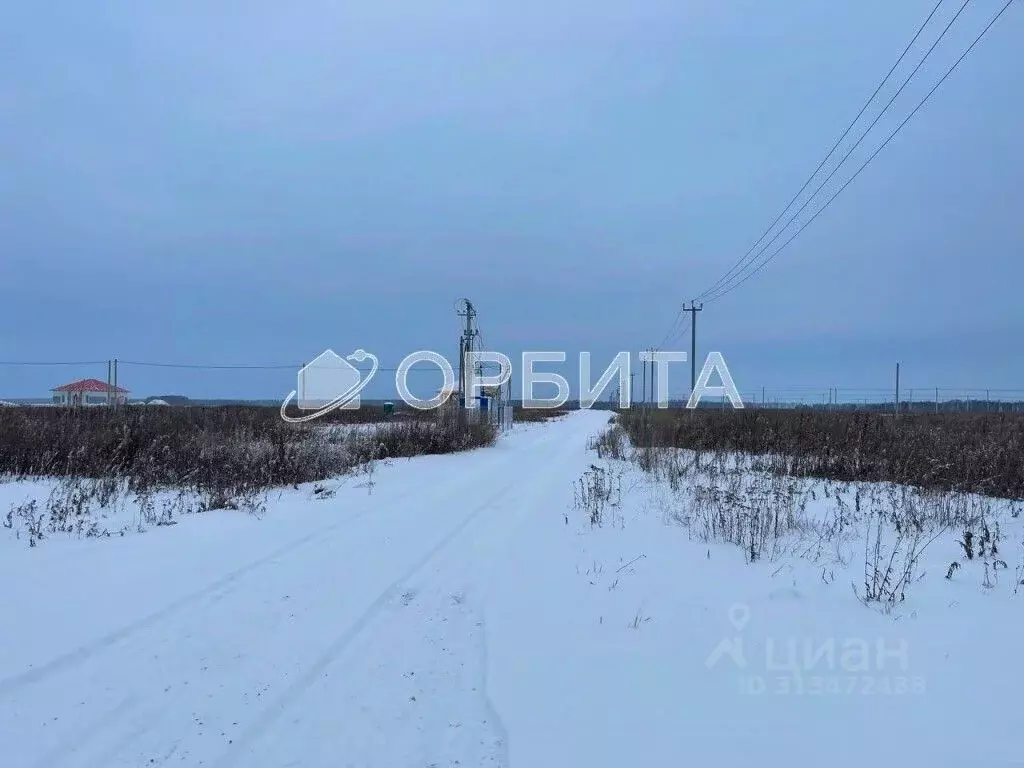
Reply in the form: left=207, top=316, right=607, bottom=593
left=1, top=412, right=607, bottom=768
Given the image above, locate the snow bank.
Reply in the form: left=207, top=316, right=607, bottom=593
left=485, top=417, right=1024, bottom=768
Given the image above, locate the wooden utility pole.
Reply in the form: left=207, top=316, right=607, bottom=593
left=641, top=352, right=646, bottom=406
left=456, top=300, right=477, bottom=401
left=682, top=302, right=703, bottom=394
left=457, top=337, right=465, bottom=400
left=648, top=348, right=655, bottom=406
left=895, top=362, right=900, bottom=415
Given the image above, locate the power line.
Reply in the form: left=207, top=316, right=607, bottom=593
left=699, top=0, right=1017, bottom=305
left=0, top=361, right=108, bottom=366
left=701, top=0, right=980, bottom=305
left=659, top=306, right=686, bottom=348
left=119, top=361, right=300, bottom=370
left=0, top=359, right=442, bottom=373
left=695, top=0, right=948, bottom=304
left=659, top=313, right=691, bottom=350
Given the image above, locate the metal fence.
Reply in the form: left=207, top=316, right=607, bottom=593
left=689, top=388, right=1024, bottom=413
left=3, top=361, right=1022, bottom=416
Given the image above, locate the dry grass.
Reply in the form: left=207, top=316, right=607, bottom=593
left=616, top=408, right=1024, bottom=500
left=0, top=405, right=496, bottom=499
left=591, top=411, right=1024, bottom=604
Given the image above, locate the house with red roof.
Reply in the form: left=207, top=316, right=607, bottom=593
left=51, top=378, right=129, bottom=406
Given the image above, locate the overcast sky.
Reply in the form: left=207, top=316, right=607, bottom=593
left=2, top=1, right=1021, bottom=402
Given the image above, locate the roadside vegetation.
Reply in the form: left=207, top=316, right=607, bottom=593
left=616, top=408, right=1024, bottom=499
left=581, top=408, right=1024, bottom=607
left=0, top=405, right=496, bottom=546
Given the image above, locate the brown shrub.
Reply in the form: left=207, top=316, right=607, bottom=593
left=616, top=408, right=1024, bottom=500
left=0, top=405, right=496, bottom=499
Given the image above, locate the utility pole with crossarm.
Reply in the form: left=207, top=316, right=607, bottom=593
left=456, top=299, right=478, bottom=402
left=682, top=302, right=703, bottom=395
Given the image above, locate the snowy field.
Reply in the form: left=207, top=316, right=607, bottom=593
left=1, top=410, right=1022, bottom=767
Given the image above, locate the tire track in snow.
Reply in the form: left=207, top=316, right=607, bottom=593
left=0, top=483, right=426, bottom=696
left=473, top=611, right=511, bottom=768
left=212, top=470, right=527, bottom=768
left=11, top=431, right=542, bottom=765
left=80, top=700, right=179, bottom=768
left=30, top=695, right=138, bottom=768
left=469, top=434, right=589, bottom=768
left=216, top=429, right=585, bottom=767
left=3, top=419, right=588, bottom=767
